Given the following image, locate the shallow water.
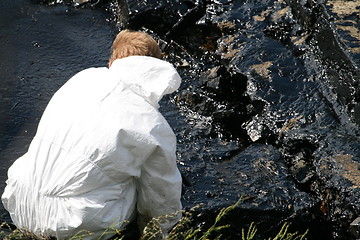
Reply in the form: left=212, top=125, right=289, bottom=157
left=0, top=0, right=115, bottom=220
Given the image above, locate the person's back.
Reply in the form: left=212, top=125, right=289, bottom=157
left=2, top=30, right=182, bottom=239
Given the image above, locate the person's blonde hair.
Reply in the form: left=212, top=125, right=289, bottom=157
left=109, top=30, right=161, bottom=66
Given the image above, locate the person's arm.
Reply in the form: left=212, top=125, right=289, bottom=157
left=136, top=119, right=182, bottom=235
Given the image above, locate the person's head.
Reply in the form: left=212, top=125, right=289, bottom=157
left=108, top=30, right=162, bottom=67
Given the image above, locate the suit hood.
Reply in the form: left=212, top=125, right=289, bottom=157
left=109, top=56, right=181, bottom=108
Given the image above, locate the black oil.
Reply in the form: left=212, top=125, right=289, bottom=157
left=0, top=0, right=359, bottom=239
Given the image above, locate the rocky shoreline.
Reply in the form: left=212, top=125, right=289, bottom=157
left=5, top=0, right=360, bottom=239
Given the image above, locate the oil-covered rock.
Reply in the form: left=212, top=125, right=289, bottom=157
left=118, top=0, right=360, bottom=239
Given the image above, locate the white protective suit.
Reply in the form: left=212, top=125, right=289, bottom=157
left=2, top=56, right=183, bottom=239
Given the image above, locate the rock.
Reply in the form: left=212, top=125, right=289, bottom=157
left=285, top=0, right=360, bottom=125
left=181, top=144, right=315, bottom=239
left=350, top=217, right=360, bottom=239
left=122, top=0, right=360, bottom=238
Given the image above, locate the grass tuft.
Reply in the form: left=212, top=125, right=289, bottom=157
left=0, top=199, right=308, bottom=240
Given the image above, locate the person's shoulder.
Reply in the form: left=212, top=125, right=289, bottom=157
left=73, top=66, right=109, bottom=78
left=64, top=67, right=110, bottom=86
left=53, top=67, right=110, bottom=98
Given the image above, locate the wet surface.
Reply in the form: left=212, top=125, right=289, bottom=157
left=0, top=0, right=359, bottom=239
left=127, top=0, right=360, bottom=238
left=0, top=0, right=115, bottom=221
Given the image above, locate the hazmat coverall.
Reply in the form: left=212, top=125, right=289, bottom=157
left=2, top=56, right=183, bottom=239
